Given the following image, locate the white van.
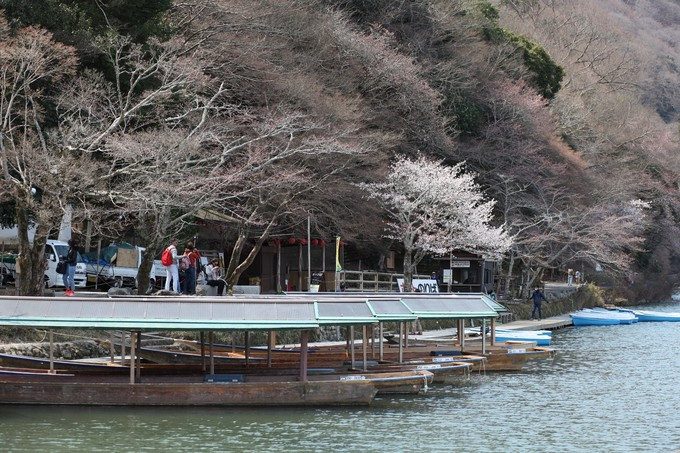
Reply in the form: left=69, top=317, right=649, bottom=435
left=44, top=240, right=87, bottom=288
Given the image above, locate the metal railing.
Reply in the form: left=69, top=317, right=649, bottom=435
left=339, top=270, right=430, bottom=292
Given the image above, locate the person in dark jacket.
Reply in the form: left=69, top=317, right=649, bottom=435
left=529, top=286, right=548, bottom=320
left=63, top=239, right=79, bottom=296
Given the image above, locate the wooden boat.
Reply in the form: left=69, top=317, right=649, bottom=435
left=0, top=375, right=378, bottom=406
left=0, top=352, right=130, bottom=374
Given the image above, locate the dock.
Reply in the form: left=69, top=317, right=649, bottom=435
left=498, top=314, right=573, bottom=331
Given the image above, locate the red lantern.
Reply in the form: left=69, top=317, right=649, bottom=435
left=340, top=241, right=346, bottom=247
left=311, top=239, right=319, bottom=246
left=273, top=239, right=281, bottom=246
left=300, top=239, right=308, bottom=245
left=288, top=237, right=296, bottom=245
left=319, top=239, right=326, bottom=247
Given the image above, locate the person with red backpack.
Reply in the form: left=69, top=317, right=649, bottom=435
left=162, top=238, right=179, bottom=293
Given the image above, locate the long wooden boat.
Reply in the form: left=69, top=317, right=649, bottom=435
left=0, top=376, right=378, bottom=406
left=0, top=353, right=431, bottom=395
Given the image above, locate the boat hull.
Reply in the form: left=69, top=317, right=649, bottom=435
left=0, top=378, right=377, bottom=406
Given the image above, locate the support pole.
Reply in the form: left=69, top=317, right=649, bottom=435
left=209, top=332, right=215, bottom=375
left=120, top=331, right=127, bottom=366
left=299, top=330, right=309, bottom=382
left=491, top=317, right=496, bottom=346
left=457, top=319, right=463, bottom=346
left=307, top=215, right=311, bottom=291
left=371, top=325, right=375, bottom=359
left=398, top=322, right=404, bottom=364
left=136, top=331, right=141, bottom=381
left=200, top=331, right=206, bottom=372
left=461, top=320, right=466, bottom=352
left=379, top=322, right=384, bottom=361
left=267, top=331, right=273, bottom=368
left=129, top=331, right=136, bottom=384
left=350, top=325, right=356, bottom=369
left=481, top=319, right=486, bottom=355
left=49, top=331, right=54, bottom=374
left=276, top=241, right=282, bottom=293
left=109, top=332, right=115, bottom=364
left=245, top=331, right=250, bottom=366
left=362, top=325, right=368, bottom=372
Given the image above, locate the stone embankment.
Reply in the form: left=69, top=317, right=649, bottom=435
left=0, top=340, right=108, bottom=360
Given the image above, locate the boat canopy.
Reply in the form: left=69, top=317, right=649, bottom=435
left=0, top=296, right=320, bottom=331
left=0, top=293, right=499, bottom=330
left=314, top=299, right=378, bottom=325
left=401, top=296, right=498, bottom=319
left=365, top=298, right=418, bottom=321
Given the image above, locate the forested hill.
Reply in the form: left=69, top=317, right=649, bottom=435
left=0, top=0, right=678, bottom=300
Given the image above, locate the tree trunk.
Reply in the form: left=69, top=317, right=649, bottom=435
left=226, top=220, right=275, bottom=293
left=402, top=247, right=414, bottom=292
left=504, top=254, right=516, bottom=297
left=16, top=202, right=50, bottom=296
left=137, top=241, right=164, bottom=295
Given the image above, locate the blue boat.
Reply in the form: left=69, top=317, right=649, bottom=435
left=571, top=310, right=632, bottom=326
left=586, top=308, right=638, bottom=324
left=618, top=309, right=680, bottom=322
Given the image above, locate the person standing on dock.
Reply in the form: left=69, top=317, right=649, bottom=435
left=529, top=286, right=548, bottom=321
left=63, top=239, right=79, bottom=296
left=162, top=238, right=180, bottom=293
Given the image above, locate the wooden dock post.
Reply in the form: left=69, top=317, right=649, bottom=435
left=362, top=325, right=367, bottom=372
left=209, top=332, right=215, bottom=375
left=299, top=330, right=309, bottom=382
left=399, top=322, right=404, bottom=364
left=350, top=326, right=356, bottom=369
left=49, top=331, right=54, bottom=374
left=129, top=331, right=136, bottom=384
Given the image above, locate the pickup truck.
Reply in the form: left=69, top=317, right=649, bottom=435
left=85, top=244, right=165, bottom=289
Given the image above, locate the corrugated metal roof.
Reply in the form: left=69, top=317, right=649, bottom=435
left=365, top=299, right=417, bottom=321
left=0, top=296, right=319, bottom=331
left=401, top=296, right=498, bottom=319
left=314, top=299, right=377, bottom=325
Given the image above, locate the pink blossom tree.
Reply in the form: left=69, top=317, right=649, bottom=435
left=360, top=155, right=511, bottom=291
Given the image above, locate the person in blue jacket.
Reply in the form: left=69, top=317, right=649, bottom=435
left=529, top=286, right=548, bottom=320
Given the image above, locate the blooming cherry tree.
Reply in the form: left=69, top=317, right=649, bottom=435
left=360, top=155, right=511, bottom=291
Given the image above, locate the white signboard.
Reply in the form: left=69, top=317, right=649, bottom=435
left=451, top=260, right=471, bottom=268
left=397, top=278, right=439, bottom=293
left=443, top=269, right=453, bottom=284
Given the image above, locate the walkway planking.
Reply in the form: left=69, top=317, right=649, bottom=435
left=499, top=314, right=573, bottom=331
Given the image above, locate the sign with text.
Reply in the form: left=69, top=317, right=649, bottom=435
left=450, top=260, right=471, bottom=268
left=397, top=278, right=439, bottom=293
left=443, top=269, right=452, bottom=283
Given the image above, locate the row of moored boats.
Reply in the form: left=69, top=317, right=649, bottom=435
left=570, top=307, right=680, bottom=326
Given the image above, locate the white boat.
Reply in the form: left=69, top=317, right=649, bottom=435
left=571, top=309, right=637, bottom=326
left=586, top=308, right=638, bottom=324
left=468, top=328, right=551, bottom=346
left=618, top=309, right=680, bottom=322
left=492, top=330, right=551, bottom=346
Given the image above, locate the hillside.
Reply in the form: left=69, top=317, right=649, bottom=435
left=0, top=0, right=678, bottom=300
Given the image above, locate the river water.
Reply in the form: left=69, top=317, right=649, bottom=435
left=1, top=302, right=679, bottom=452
